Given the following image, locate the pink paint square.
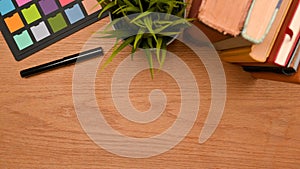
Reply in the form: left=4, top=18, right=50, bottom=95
left=59, top=0, right=74, bottom=7
left=15, top=0, right=31, bottom=7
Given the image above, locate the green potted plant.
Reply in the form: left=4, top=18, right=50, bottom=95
left=98, top=0, right=192, bottom=77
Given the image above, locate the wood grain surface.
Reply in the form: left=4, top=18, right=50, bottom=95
left=1, top=17, right=300, bottom=169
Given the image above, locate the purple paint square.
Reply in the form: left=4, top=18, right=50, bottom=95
left=39, top=0, right=58, bottom=15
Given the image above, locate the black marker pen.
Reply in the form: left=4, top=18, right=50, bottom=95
left=20, top=47, right=103, bottom=78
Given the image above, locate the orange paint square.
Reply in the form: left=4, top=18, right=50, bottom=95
left=82, top=0, right=102, bottom=15
left=4, top=13, right=24, bottom=33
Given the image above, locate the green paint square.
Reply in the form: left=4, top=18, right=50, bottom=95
left=48, top=13, right=68, bottom=33
left=21, top=4, right=41, bottom=24
left=13, top=30, right=33, bottom=50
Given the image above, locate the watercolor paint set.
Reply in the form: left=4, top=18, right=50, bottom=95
left=0, top=0, right=107, bottom=61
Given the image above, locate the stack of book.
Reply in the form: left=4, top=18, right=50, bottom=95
left=187, top=0, right=300, bottom=84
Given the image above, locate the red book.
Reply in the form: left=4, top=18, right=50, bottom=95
left=267, top=1, right=300, bottom=67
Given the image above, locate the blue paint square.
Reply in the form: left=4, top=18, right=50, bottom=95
left=0, top=0, right=15, bottom=16
left=64, top=4, right=85, bottom=24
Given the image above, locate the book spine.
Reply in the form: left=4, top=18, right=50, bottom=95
left=267, top=1, right=299, bottom=65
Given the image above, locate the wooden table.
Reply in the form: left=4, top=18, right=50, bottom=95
left=1, top=17, right=300, bottom=169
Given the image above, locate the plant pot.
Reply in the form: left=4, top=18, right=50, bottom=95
left=108, top=0, right=187, bottom=49
left=99, top=0, right=191, bottom=77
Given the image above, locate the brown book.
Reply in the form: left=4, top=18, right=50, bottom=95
left=249, top=40, right=300, bottom=84
left=243, top=38, right=300, bottom=75
left=251, top=66, right=300, bottom=84
left=187, top=0, right=286, bottom=51
left=185, top=0, right=231, bottom=43
left=219, top=0, right=295, bottom=62
left=215, top=0, right=288, bottom=50
left=198, top=0, right=253, bottom=36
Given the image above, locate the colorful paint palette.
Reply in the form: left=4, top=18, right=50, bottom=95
left=0, top=0, right=106, bottom=61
